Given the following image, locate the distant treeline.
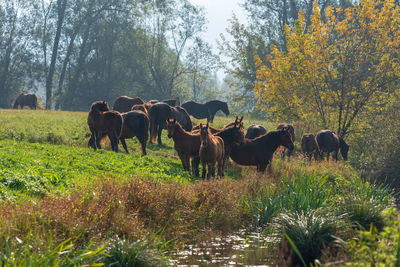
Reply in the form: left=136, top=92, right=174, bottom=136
left=0, top=0, right=217, bottom=110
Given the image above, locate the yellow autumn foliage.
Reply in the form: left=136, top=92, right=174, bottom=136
left=255, top=0, right=400, bottom=137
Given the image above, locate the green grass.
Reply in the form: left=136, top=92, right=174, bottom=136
left=0, top=139, right=191, bottom=201
left=0, top=109, right=397, bottom=266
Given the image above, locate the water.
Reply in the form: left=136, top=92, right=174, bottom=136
left=171, top=229, right=274, bottom=266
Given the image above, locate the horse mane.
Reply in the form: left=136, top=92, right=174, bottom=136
left=90, top=101, right=109, bottom=112
left=173, top=120, right=198, bottom=137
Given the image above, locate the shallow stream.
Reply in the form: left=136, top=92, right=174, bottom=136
left=171, top=229, right=274, bottom=266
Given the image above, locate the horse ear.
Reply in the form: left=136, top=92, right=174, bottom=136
left=173, top=118, right=176, bottom=123
left=235, top=116, right=238, bottom=122
left=206, top=122, right=209, bottom=128
left=200, top=123, right=203, bottom=129
left=240, top=116, right=243, bottom=122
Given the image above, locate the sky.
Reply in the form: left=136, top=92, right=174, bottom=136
left=190, top=0, right=248, bottom=80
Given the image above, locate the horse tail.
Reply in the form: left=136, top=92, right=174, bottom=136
left=149, top=106, right=158, bottom=143
left=144, top=115, right=149, bottom=143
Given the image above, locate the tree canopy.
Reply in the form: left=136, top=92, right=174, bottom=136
left=255, top=0, right=400, bottom=137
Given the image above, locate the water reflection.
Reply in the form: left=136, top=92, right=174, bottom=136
left=171, top=229, right=274, bottom=266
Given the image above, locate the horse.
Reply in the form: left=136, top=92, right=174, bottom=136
left=301, top=133, right=320, bottom=161
left=191, top=116, right=244, bottom=134
left=199, top=123, right=225, bottom=179
left=230, top=127, right=294, bottom=172
left=113, top=96, right=144, bottom=113
left=316, top=130, right=349, bottom=161
left=87, top=101, right=123, bottom=152
left=245, top=125, right=267, bottom=139
left=181, top=100, right=230, bottom=123
left=214, top=121, right=245, bottom=176
left=120, top=110, right=149, bottom=155
left=276, top=123, right=296, bottom=158
left=166, top=118, right=201, bottom=176
left=148, top=102, right=192, bottom=145
left=13, top=93, right=38, bottom=109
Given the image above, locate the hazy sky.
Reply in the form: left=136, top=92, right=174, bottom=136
left=189, top=0, right=248, bottom=80
left=191, top=0, right=247, bottom=53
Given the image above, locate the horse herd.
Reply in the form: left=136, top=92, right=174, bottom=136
left=87, top=95, right=350, bottom=179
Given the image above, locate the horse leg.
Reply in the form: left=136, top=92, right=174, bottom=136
left=157, top=124, right=163, bottom=146
left=108, top=133, right=117, bottom=152
left=201, top=162, right=207, bottom=179
left=217, top=159, right=223, bottom=178
left=121, top=138, right=129, bottom=153
left=191, top=157, right=200, bottom=177
left=208, top=164, right=215, bottom=179
left=88, top=134, right=96, bottom=150
left=95, top=131, right=102, bottom=149
left=139, top=137, right=147, bottom=156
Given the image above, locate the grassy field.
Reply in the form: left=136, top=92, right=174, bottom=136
left=0, top=109, right=397, bottom=266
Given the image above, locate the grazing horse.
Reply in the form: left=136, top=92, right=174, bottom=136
left=277, top=123, right=296, bottom=158
left=148, top=103, right=192, bottom=145
left=120, top=110, right=149, bottom=155
left=181, top=100, right=230, bottom=123
left=245, top=125, right=267, bottom=139
left=230, top=128, right=294, bottom=172
left=13, top=93, right=38, bottom=109
left=166, top=118, right=201, bottom=176
left=87, top=101, right=123, bottom=152
left=199, top=123, right=225, bottom=179
left=301, top=133, right=320, bottom=161
left=113, top=96, right=144, bottom=113
left=316, top=130, right=349, bottom=161
left=191, top=116, right=244, bottom=134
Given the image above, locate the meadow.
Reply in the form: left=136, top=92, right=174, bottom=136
left=0, top=109, right=398, bottom=266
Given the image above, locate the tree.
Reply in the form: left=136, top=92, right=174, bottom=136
left=255, top=0, right=400, bottom=137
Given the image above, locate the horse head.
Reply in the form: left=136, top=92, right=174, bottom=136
left=279, top=127, right=295, bottom=151
left=339, top=137, right=349, bottom=160
left=221, top=102, right=230, bottom=116
left=91, top=101, right=110, bottom=112
left=200, top=123, right=210, bottom=147
left=166, top=118, right=177, bottom=138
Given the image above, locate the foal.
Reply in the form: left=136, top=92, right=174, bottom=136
left=166, top=118, right=201, bottom=176
left=199, top=123, right=225, bottom=179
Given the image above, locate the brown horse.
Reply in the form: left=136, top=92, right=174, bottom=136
left=87, top=101, right=123, bottom=152
left=245, top=125, right=267, bottom=139
left=181, top=100, right=230, bottom=123
left=113, top=96, right=144, bottom=113
left=13, top=93, right=38, bottom=109
left=149, top=103, right=192, bottom=145
left=301, top=133, right=320, bottom=161
left=120, top=110, right=149, bottom=155
left=166, top=118, right=201, bottom=176
left=230, top=128, right=294, bottom=172
left=214, top=121, right=245, bottom=176
left=199, top=123, right=225, bottom=179
left=277, top=123, right=295, bottom=158
left=316, top=130, right=349, bottom=161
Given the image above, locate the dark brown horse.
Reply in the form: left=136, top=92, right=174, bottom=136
left=199, top=123, right=225, bottom=179
left=166, top=118, right=201, bottom=176
left=120, top=110, right=149, bottom=155
left=149, top=103, right=192, bottom=145
left=230, top=128, right=294, bottom=172
left=113, top=96, right=144, bottom=113
left=214, top=121, right=245, bottom=176
left=245, top=125, right=267, bottom=139
left=13, top=93, right=38, bottom=109
left=316, top=130, right=349, bottom=161
left=301, top=133, right=320, bottom=161
left=181, top=100, right=230, bottom=123
left=277, top=123, right=296, bottom=158
left=87, top=101, right=123, bottom=152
